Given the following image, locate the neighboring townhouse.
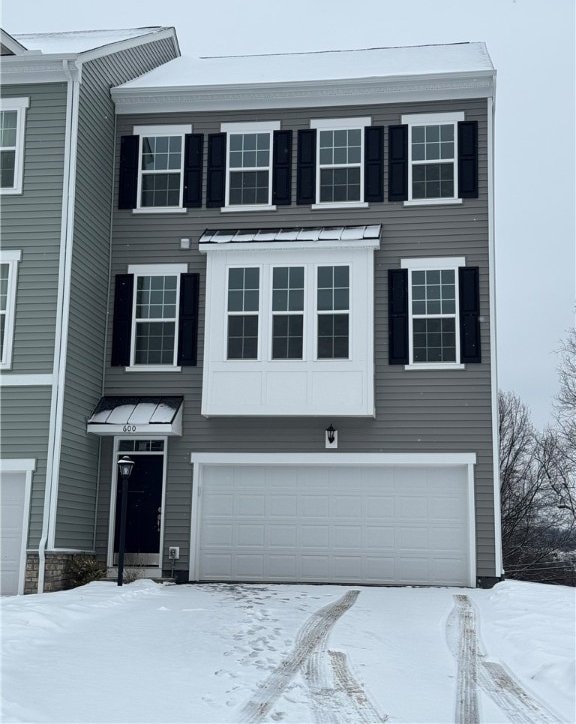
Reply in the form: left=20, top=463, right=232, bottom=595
left=0, top=27, right=180, bottom=594
left=86, top=41, right=501, bottom=589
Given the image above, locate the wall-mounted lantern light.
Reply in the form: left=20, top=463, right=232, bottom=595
left=325, top=425, right=338, bottom=449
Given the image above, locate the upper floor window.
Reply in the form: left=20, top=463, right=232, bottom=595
left=0, top=97, right=29, bottom=195
left=222, top=121, right=280, bottom=211
left=272, top=267, right=304, bottom=359
left=317, top=266, right=349, bottom=359
left=310, top=117, right=370, bottom=208
left=0, top=250, right=21, bottom=369
left=402, top=112, right=464, bottom=203
left=134, top=125, right=191, bottom=210
left=227, top=267, right=260, bottom=359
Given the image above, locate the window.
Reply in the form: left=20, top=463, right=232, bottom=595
left=317, top=266, right=350, bottom=358
left=0, top=97, right=29, bottom=194
left=134, top=125, right=191, bottom=210
left=0, top=250, right=21, bottom=369
left=227, top=267, right=260, bottom=359
left=402, top=257, right=464, bottom=368
left=222, top=121, right=280, bottom=210
left=402, top=112, right=464, bottom=203
left=272, top=267, right=304, bottom=359
left=311, top=118, right=370, bottom=207
left=128, top=264, right=187, bottom=369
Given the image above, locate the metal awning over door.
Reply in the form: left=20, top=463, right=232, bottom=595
left=87, top=396, right=183, bottom=436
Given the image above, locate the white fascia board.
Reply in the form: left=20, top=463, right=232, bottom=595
left=0, top=57, right=75, bottom=84
left=77, top=28, right=178, bottom=63
left=199, top=239, right=380, bottom=254
left=190, top=452, right=477, bottom=466
left=0, top=458, right=36, bottom=472
left=87, top=423, right=181, bottom=436
left=111, top=71, right=496, bottom=114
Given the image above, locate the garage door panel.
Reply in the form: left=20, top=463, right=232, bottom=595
left=1, top=472, right=29, bottom=596
left=197, top=463, right=471, bottom=586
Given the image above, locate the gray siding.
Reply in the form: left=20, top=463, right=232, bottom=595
left=54, top=38, right=178, bottom=549
left=0, top=387, right=52, bottom=547
left=96, top=97, right=496, bottom=578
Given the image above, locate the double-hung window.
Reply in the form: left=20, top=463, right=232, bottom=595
left=311, top=117, right=370, bottom=207
left=402, top=112, right=464, bottom=203
left=272, top=267, right=304, bottom=359
left=317, top=266, right=350, bottom=359
left=128, top=264, right=186, bottom=369
left=227, top=267, right=260, bottom=359
left=0, top=97, right=29, bottom=195
left=222, top=121, right=279, bottom=210
left=135, top=125, right=191, bottom=210
left=0, top=250, right=21, bottom=369
left=402, top=257, right=464, bottom=368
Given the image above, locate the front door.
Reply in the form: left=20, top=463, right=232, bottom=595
left=114, top=454, right=163, bottom=566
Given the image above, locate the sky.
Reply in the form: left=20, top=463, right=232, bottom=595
left=3, top=0, right=575, bottom=428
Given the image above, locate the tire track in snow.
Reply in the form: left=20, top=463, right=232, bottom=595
left=239, top=590, right=359, bottom=724
left=450, top=594, right=480, bottom=724
left=448, top=594, right=562, bottom=724
left=328, top=650, right=388, bottom=723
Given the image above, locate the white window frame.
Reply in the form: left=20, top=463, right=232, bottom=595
left=310, top=117, right=370, bottom=209
left=133, top=124, right=191, bottom=214
left=0, top=97, right=29, bottom=195
left=270, top=265, right=306, bottom=361
left=0, top=250, right=21, bottom=369
left=402, top=256, right=465, bottom=370
left=315, top=264, right=351, bottom=361
left=126, top=263, right=187, bottom=372
left=221, top=121, right=280, bottom=213
left=402, top=112, right=464, bottom=206
left=226, top=264, right=262, bottom=361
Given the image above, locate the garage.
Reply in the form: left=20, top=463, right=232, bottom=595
left=0, top=461, right=34, bottom=596
left=190, top=454, right=476, bottom=587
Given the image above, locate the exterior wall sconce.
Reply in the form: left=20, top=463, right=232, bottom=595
left=325, top=425, right=338, bottom=449
left=116, top=456, right=135, bottom=586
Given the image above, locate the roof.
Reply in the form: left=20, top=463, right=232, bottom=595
left=87, top=396, right=184, bottom=436
left=117, top=42, right=493, bottom=91
left=6, top=27, right=173, bottom=56
left=200, top=225, right=382, bottom=245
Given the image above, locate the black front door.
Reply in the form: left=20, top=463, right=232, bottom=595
left=114, top=454, right=163, bottom=565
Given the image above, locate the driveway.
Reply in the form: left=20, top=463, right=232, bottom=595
left=1, top=580, right=573, bottom=723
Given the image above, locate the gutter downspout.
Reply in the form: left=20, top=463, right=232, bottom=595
left=38, top=59, right=81, bottom=593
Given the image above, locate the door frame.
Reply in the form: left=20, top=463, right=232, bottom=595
left=0, top=458, right=35, bottom=595
left=107, top=437, right=168, bottom=572
left=189, top=452, right=477, bottom=587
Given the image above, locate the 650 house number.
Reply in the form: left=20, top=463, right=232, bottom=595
left=122, top=424, right=137, bottom=433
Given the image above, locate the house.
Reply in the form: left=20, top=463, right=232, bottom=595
left=1, top=35, right=501, bottom=593
left=0, top=27, right=180, bottom=595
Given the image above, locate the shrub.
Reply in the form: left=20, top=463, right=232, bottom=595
left=67, top=555, right=105, bottom=587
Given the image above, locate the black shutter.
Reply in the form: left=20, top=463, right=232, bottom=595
left=272, top=130, right=292, bottom=205
left=206, top=133, right=226, bottom=207
left=364, top=126, right=384, bottom=202
left=459, top=266, right=481, bottom=363
left=118, top=135, right=139, bottom=209
left=388, top=269, right=409, bottom=364
left=388, top=125, right=408, bottom=202
left=297, top=129, right=316, bottom=205
left=177, top=273, right=200, bottom=366
left=183, top=134, right=203, bottom=208
left=458, top=121, right=478, bottom=198
left=111, top=274, right=134, bottom=366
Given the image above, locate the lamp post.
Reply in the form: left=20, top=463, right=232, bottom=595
left=116, top=456, right=135, bottom=586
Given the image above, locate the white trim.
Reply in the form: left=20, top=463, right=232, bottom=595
left=132, top=207, right=188, bottom=214
left=190, top=452, right=476, bottom=466
left=0, top=97, right=29, bottom=195
left=221, top=205, right=277, bottom=213
left=403, top=198, right=463, bottom=207
left=124, top=365, right=182, bottom=373
left=48, top=548, right=94, bottom=554
left=401, top=111, right=465, bottom=124
left=189, top=452, right=477, bottom=587
left=404, top=363, right=465, bottom=371
left=0, top=29, right=28, bottom=55
left=128, top=263, right=187, bottom=275
left=133, top=124, right=191, bottom=136
left=0, top=251, right=21, bottom=369
left=311, top=202, right=369, bottom=210
left=106, top=436, right=168, bottom=571
left=221, top=121, right=280, bottom=133
left=0, top=460, right=34, bottom=594
left=401, top=256, right=465, bottom=270
left=310, top=116, right=371, bottom=129
left=200, top=238, right=380, bottom=253
left=488, top=95, right=502, bottom=578
left=0, top=373, right=53, bottom=386
left=77, top=28, right=179, bottom=64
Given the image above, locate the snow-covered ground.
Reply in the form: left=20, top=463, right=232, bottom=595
left=1, top=580, right=573, bottom=723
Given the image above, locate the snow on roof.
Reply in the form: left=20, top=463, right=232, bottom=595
left=12, top=27, right=167, bottom=56
left=118, top=42, right=493, bottom=90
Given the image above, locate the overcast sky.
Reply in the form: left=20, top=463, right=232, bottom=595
left=3, top=0, right=575, bottom=428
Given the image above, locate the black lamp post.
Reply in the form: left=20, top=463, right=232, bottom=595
left=116, top=456, right=135, bottom=586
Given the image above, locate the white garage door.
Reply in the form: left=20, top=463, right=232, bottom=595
left=0, top=472, right=29, bottom=595
left=197, top=463, right=472, bottom=586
